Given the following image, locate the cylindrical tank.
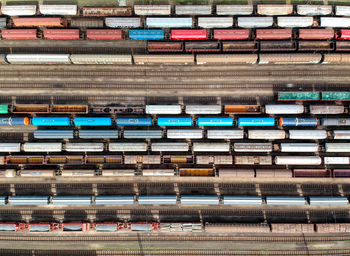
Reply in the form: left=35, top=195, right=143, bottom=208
left=0, top=117, right=29, bottom=126
left=279, top=117, right=318, bottom=127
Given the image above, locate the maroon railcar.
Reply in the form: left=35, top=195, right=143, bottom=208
left=256, top=29, right=292, bottom=40
left=213, top=29, right=250, bottom=40
left=185, top=41, right=220, bottom=52
left=294, top=169, right=330, bottom=178
left=148, top=42, right=183, bottom=52
left=86, top=29, right=123, bottom=40
left=43, top=29, right=80, bottom=40
left=170, top=29, right=208, bottom=40
left=299, top=29, right=334, bottom=40
left=260, top=41, right=296, bottom=51
left=1, top=29, right=39, bottom=39
left=333, top=169, right=350, bottom=178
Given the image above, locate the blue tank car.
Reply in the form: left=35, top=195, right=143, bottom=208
left=279, top=117, right=318, bottom=127
left=32, top=117, right=70, bottom=126
left=197, top=117, right=233, bottom=126
left=157, top=117, right=192, bottom=126
left=0, top=117, right=29, bottom=126
left=74, top=117, right=112, bottom=126
left=129, top=30, right=164, bottom=40
left=237, top=117, right=275, bottom=127
left=116, top=117, right=152, bottom=126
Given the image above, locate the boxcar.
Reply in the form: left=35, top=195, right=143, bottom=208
left=298, top=29, right=334, bottom=39
left=43, top=29, right=80, bottom=40
left=255, top=169, right=292, bottom=178
left=294, top=169, right=329, bottom=178
left=218, top=168, right=254, bottom=178
left=266, top=196, right=305, bottom=205
left=109, top=142, right=147, bottom=152
left=321, top=17, right=350, bottom=28
left=1, top=5, right=36, bottom=16
left=0, top=143, right=20, bottom=152
left=324, top=157, right=350, bottom=165
left=289, top=130, right=327, bottom=140
left=256, top=29, right=292, bottom=40
left=151, top=142, right=189, bottom=151
left=275, top=156, right=322, bottom=165
left=325, top=143, right=350, bottom=152
left=105, top=18, right=141, bottom=28
left=333, top=130, right=350, bottom=139
left=257, top=4, right=293, bottom=16
left=185, top=105, right=221, bottom=114
left=297, top=5, right=332, bottom=16
left=180, top=195, right=219, bottom=205
left=265, top=104, right=304, bottom=114
left=259, top=54, right=322, bottom=64
left=32, top=117, right=70, bottom=126
left=206, top=129, right=244, bottom=139
left=1, top=29, right=38, bottom=39
left=277, top=17, right=314, bottom=28
left=12, top=17, right=65, bottom=27
left=238, top=17, right=273, bottom=28
left=321, top=118, right=350, bottom=126
left=146, top=18, right=192, bottom=28
left=23, top=142, right=62, bottom=152
left=271, top=224, right=314, bottom=233
left=206, top=223, right=269, bottom=233
left=116, top=117, right=152, bottom=126
left=39, top=5, right=77, bottom=15
left=193, top=142, right=230, bottom=152
left=167, top=129, right=203, bottom=139
left=216, top=5, right=253, bottom=15
left=143, top=169, right=174, bottom=176
left=179, top=168, right=215, bottom=176
left=129, top=30, right=164, bottom=40
left=197, top=117, right=233, bottom=126
left=86, top=29, right=123, bottom=40
left=278, top=91, right=320, bottom=101
left=213, top=29, right=250, bottom=40
left=138, top=195, right=177, bottom=205
left=6, top=54, right=71, bottom=64
left=148, top=42, right=183, bottom=52
left=248, top=130, right=286, bottom=140
left=123, top=130, right=162, bottom=139
left=170, top=29, right=208, bottom=40
left=323, top=53, right=350, bottom=64
left=310, top=105, right=344, bottom=114
left=222, top=41, right=258, bottom=52
left=198, top=17, right=233, bottom=28
left=157, top=117, right=192, bottom=126
left=234, top=143, right=273, bottom=152
left=73, top=117, right=112, bottom=126
left=280, top=143, right=319, bottom=152
left=133, top=55, right=195, bottom=65
left=336, top=6, right=350, bottom=16
left=238, top=117, right=275, bottom=126
left=81, top=7, right=132, bottom=16
left=34, top=130, right=74, bottom=139
left=70, top=54, right=132, bottom=64
left=196, top=155, right=232, bottom=165
left=134, top=5, right=171, bottom=16
left=175, top=5, right=212, bottom=15
left=70, top=18, right=103, bottom=28
left=223, top=196, right=262, bottom=205
left=196, top=54, right=258, bottom=64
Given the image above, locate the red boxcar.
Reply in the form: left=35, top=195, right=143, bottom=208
left=213, top=29, right=250, bottom=40
left=170, top=29, right=208, bottom=40
left=338, top=29, right=350, bottom=40
left=256, top=29, right=292, bottom=40
left=12, top=17, right=65, bottom=27
left=1, top=29, right=38, bottom=39
left=86, top=29, right=123, bottom=40
left=43, top=29, right=80, bottom=40
left=299, top=29, right=334, bottom=40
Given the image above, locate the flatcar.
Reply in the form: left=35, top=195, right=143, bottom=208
left=70, top=54, right=132, bottom=65
left=238, top=117, right=275, bottom=126
left=129, top=30, right=164, bottom=40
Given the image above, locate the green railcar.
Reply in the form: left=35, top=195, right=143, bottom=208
left=278, top=91, right=320, bottom=101
left=0, top=104, right=8, bottom=114
left=322, top=91, right=350, bottom=101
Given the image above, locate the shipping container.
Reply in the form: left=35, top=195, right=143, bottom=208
left=133, top=55, right=194, bottom=65
left=170, top=29, right=208, bottom=40
left=213, top=29, right=250, bottom=40
left=216, top=5, right=253, bottom=15
left=146, top=17, right=192, bottom=28
left=277, top=17, right=314, bottom=28
left=1, top=29, right=38, bottom=40
left=39, top=5, right=77, bottom=15
left=81, top=7, right=132, bottom=16
left=86, top=29, right=123, bottom=40
left=134, top=5, right=171, bottom=16
left=12, top=17, right=65, bottom=27
left=1, top=5, right=37, bottom=16
left=259, top=54, right=322, bottom=64
left=297, top=5, right=332, bottom=16
left=148, top=42, right=183, bottom=52
left=105, top=17, right=141, bottom=28
left=43, top=29, right=80, bottom=40
left=238, top=17, right=273, bottom=28
left=196, top=54, right=258, bottom=64
left=257, top=4, right=293, bottom=16
left=298, top=29, right=334, bottom=39
left=256, top=29, right=292, bottom=40
left=198, top=17, right=233, bottom=28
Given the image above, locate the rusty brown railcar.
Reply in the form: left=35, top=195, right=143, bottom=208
left=179, top=168, right=214, bottom=176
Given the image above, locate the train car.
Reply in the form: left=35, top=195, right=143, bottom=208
left=259, top=54, right=322, bottom=64
left=70, top=18, right=104, bottom=28
left=197, top=117, right=233, bottom=126
left=235, top=156, right=272, bottom=165
left=9, top=196, right=49, bottom=205
left=78, top=130, right=118, bottom=139
left=196, top=54, right=258, bottom=64
left=266, top=196, right=305, bottom=206
left=325, top=157, right=350, bottom=165
left=1, top=29, right=39, bottom=40
left=279, top=117, right=318, bottom=127
left=257, top=4, right=293, bottom=16
left=85, top=155, right=122, bottom=165
left=216, top=5, right=253, bottom=15
left=223, top=196, right=262, bottom=205
left=109, top=142, right=147, bottom=152
left=271, top=224, right=314, bottom=233
left=0, top=223, right=26, bottom=232
left=196, top=155, right=232, bottom=165
left=129, top=30, right=164, bottom=40
left=81, top=7, right=132, bottom=16
left=333, top=130, right=350, bottom=139
left=6, top=54, right=71, bottom=64
left=0, top=169, right=16, bottom=178
left=310, top=105, right=344, bottom=114
left=322, top=90, right=350, bottom=101
left=333, top=169, right=350, bottom=177
left=91, top=106, right=144, bottom=114
left=52, top=105, right=88, bottom=114
left=298, top=29, right=334, bottom=40
left=0, top=18, right=6, bottom=29
left=297, top=5, right=332, bottom=16
left=170, top=29, right=208, bottom=40
left=218, top=168, right=254, bottom=178
left=185, top=105, right=221, bottom=114
left=43, top=29, right=80, bottom=40
left=255, top=169, right=292, bottom=178
left=277, top=17, right=314, bottom=28
left=323, top=53, right=350, bottom=64
left=321, top=118, right=350, bottom=126
left=62, top=223, right=90, bottom=232
left=275, top=156, right=322, bottom=165
left=309, top=196, right=348, bottom=206
left=288, top=130, right=327, bottom=140
left=61, top=169, right=95, bottom=177
left=180, top=195, right=219, bottom=205
left=299, top=41, right=333, bottom=51
left=0, top=196, right=6, bottom=205
left=70, top=54, right=132, bottom=65
left=237, top=117, right=274, bottom=126
left=207, top=129, right=244, bottom=139
left=39, top=5, right=77, bottom=15
left=322, top=17, right=350, bottom=28
left=116, top=117, right=152, bottom=126
left=198, top=17, right=233, bottom=28
left=6, top=155, right=45, bottom=165
left=20, top=170, right=55, bottom=177
left=206, top=223, right=270, bottom=233
left=237, top=17, right=273, bottom=28
left=95, top=195, right=134, bottom=205
left=325, top=143, right=350, bottom=152
left=138, top=195, right=177, bottom=205
left=255, top=29, right=292, bottom=40
left=86, top=29, right=123, bottom=40
left=123, top=130, right=162, bottom=139
left=133, top=55, right=195, bottom=65
left=278, top=91, right=320, bottom=101
left=248, top=130, right=286, bottom=140
left=280, top=143, right=319, bottom=152
left=167, top=129, right=202, bottom=139
left=143, top=169, right=174, bottom=176
left=265, top=104, right=304, bottom=114
left=1, top=5, right=36, bottom=16
left=163, top=155, right=193, bottom=164
left=73, top=117, right=111, bottom=126
left=146, top=105, right=181, bottom=114
left=146, top=18, right=193, bottom=28
left=29, top=223, right=57, bottom=232
left=316, top=223, right=350, bottom=233
left=101, top=169, right=135, bottom=176
left=175, top=5, right=212, bottom=15
left=151, top=142, right=189, bottom=152
left=192, top=142, right=230, bottom=152
left=185, top=41, right=220, bottom=52
left=52, top=196, right=91, bottom=205
left=213, top=29, right=250, bottom=40
left=105, top=17, right=141, bottom=28
left=260, top=41, right=296, bottom=52
left=160, top=223, right=202, bottom=232
left=65, top=143, right=104, bottom=152
left=148, top=42, right=183, bottom=52
left=225, top=105, right=261, bottom=114
left=336, top=6, right=350, bottom=16
left=0, top=105, right=8, bottom=114
left=12, top=104, right=50, bottom=114
left=0, top=143, right=20, bottom=152
left=12, top=17, right=65, bottom=27
left=134, top=5, right=171, bottom=16
left=23, top=142, right=62, bottom=152
left=125, top=155, right=160, bottom=164
left=157, top=117, right=192, bottom=126
left=233, top=143, right=272, bottom=152
left=293, top=169, right=330, bottom=178
left=179, top=168, right=215, bottom=176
